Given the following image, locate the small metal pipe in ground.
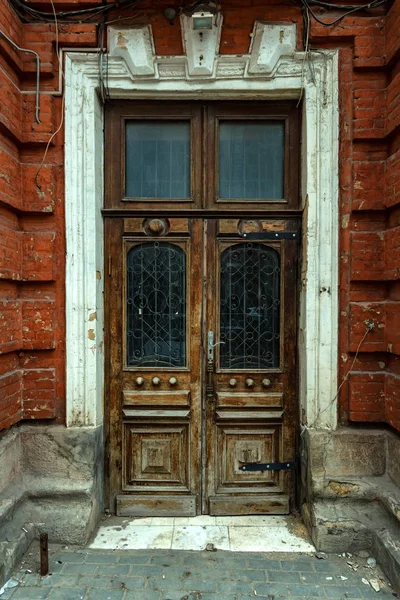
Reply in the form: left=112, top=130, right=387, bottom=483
left=40, top=533, right=49, bottom=576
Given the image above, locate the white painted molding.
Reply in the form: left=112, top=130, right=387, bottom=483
left=64, top=22, right=339, bottom=429
left=108, top=26, right=156, bottom=77
left=248, top=22, right=296, bottom=75
left=180, top=13, right=223, bottom=77
left=65, top=54, right=104, bottom=427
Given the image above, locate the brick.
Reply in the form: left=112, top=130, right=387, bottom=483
left=348, top=372, right=385, bottom=422
left=22, top=231, right=56, bottom=281
left=350, top=232, right=385, bottom=280
left=22, top=368, right=56, bottom=419
left=21, top=299, right=56, bottom=350
left=352, top=160, right=385, bottom=211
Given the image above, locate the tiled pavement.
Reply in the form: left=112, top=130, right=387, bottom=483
left=1, top=548, right=397, bottom=600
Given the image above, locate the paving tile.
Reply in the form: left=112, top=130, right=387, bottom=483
left=323, top=586, right=363, bottom=598
left=147, top=577, right=182, bottom=592
left=53, top=554, right=87, bottom=564
left=281, top=559, right=315, bottom=572
left=252, top=582, right=289, bottom=597
left=47, top=588, right=88, bottom=599
left=267, top=570, right=300, bottom=583
left=231, top=568, right=266, bottom=582
left=117, top=554, right=152, bottom=565
left=11, top=588, right=50, bottom=599
left=111, top=575, right=146, bottom=590
left=248, top=558, right=281, bottom=570
left=124, top=593, right=161, bottom=600
left=76, top=575, right=116, bottom=588
left=85, top=554, right=119, bottom=564
left=181, top=577, right=217, bottom=592
left=97, top=564, right=130, bottom=575
left=217, top=580, right=253, bottom=594
left=86, top=591, right=125, bottom=600
left=38, top=575, right=79, bottom=587
left=150, top=554, right=184, bottom=566
left=62, top=563, right=98, bottom=575
left=287, top=583, right=326, bottom=596
left=229, top=527, right=314, bottom=553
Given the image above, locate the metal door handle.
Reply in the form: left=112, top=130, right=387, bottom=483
left=206, top=332, right=225, bottom=400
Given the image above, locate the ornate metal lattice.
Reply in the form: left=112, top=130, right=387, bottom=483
left=219, top=243, right=280, bottom=369
left=126, top=242, right=186, bottom=367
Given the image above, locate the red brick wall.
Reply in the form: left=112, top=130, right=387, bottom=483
left=0, top=0, right=399, bottom=431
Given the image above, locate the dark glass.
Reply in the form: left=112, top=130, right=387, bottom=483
left=127, top=242, right=186, bottom=367
left=219, top=121, right=284, bottom=199
left=125, top=121, right=190, bottom=198
left=219, top=243, right=280, bottom=369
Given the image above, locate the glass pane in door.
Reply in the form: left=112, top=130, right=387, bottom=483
left=219, top=121, right=284, bottom=199
left=126, top=242, right=186, bottom=367
left=219, top=243, right=280, bottom=369
left=125, top=121, right=190, bottom=198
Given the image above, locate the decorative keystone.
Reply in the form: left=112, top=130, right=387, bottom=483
left=180, top=13, right=223, bottom=77
left=248, top=22, right=296, bottom=76
left=108, top=25, right=156, bottom=77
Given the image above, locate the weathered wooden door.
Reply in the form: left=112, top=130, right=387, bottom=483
left=203, top=219, right=297, bottom=515
left=104, top=100, right=299, bottom=516
left=105, top=217, right=297, bottom=516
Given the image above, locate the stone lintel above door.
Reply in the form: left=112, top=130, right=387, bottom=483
left=108, top=21, right=297, bottom=81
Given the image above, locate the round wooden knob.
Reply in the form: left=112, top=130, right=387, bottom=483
left=169, top=377, right=177, bottom=386
left=245, top=378, right=255, bottom=388
left=262, top=378, right=271, bottom=388
left=148, top=219, right=164, bottom=234
left=152, top=377, right=161, bottom=386
left=136, top=377, right=144, bottom=386
left=229, top=378, right=237, bottom=387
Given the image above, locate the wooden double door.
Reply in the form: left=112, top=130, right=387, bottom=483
left=105, top=217, right=298, bottom=516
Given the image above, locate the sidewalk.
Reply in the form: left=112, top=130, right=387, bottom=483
left=1, top=544, right=397, bottom=600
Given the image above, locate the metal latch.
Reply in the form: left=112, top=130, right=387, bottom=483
left=239, top=461, right=296, bottom=472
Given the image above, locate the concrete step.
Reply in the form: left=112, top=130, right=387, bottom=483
left=312, top=474, right=400, bottom=527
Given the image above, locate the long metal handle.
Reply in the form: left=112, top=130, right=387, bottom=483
left=206, top=332, right=225, bottom=399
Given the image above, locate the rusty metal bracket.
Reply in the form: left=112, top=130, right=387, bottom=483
left=239, top=461, right=296, bottom=472
left=240, top=232, right=298, bottom=240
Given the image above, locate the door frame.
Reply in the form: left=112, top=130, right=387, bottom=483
left=63, top=24, right=339, bottom=503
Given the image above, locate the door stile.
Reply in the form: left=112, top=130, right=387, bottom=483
left=105, top=218, right=124, bottom=510
left=203, top=219, right=217, bottom=512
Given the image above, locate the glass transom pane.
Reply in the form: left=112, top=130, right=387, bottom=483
left=219, top=121, right=284, bottom=200
left=125, top=121, right=190, bottom=198
left=126, top=242, right=186, bottom=367
left=219, top=243, right=280, bottom=369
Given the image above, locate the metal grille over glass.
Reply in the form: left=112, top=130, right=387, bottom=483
left=219, top=121, right=284, bottom=199
left=219, top=243, right=280, bottom=369
left=125, top=121, right=190, bottom=198
left=126, top=242, right=186, bottom=367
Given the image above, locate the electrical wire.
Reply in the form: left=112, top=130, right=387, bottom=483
left=34, top=0, right=64, bottom=184
left=8, top=0, right=144, bottom=24
left=300, top=0, right=390, bottom=27
left=301, top=324, right=373, bottom=431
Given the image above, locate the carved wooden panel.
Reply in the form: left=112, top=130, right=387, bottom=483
left=123, top=424, right=190, bottom=492
left=216, top=425, right=282, bottom=492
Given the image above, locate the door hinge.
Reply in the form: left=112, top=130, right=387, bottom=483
left=239, top=461, right=296, bottom=472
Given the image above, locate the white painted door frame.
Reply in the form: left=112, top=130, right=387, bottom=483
left=64, top=21, right=339, bottom=431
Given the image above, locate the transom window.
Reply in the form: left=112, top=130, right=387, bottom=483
left=105, top=101, right=299, bottom=211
